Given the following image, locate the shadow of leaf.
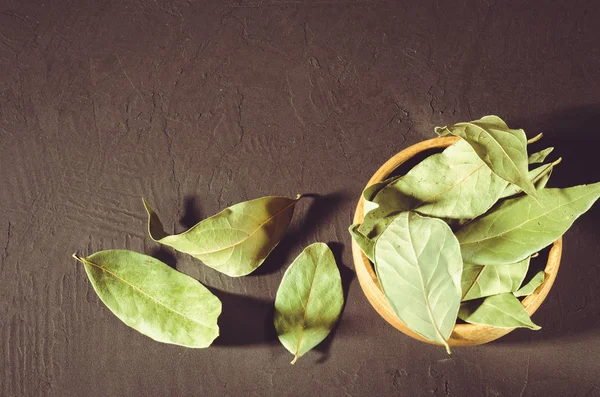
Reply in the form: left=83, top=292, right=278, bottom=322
left=313, top=241, right=356, bottom=364
left=252, top=191, right=351, bottom=276
left=208, top=287, right=278, bottom=346
left=179, top=195, right=204, bottom=230
left=148, top=246, right=177, bottom=270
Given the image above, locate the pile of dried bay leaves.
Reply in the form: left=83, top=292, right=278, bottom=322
left=350, top=115, right=600, bottom=353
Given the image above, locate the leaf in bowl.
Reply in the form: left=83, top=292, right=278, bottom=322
left=499, top=158, right=561, bottom=199
left=372, top=138, right=509, bottom=219
left=274, top=243, right=343, bottom=364
left=350, top=206, right=400, bottom=262
left=458, top=293, right=540, bottom=330
left=434, top=115, right=538, bottom=199
left=514, top=271, right=545, bottom=297
left=461, top=256, right=530, bottom=301
left=457, top=182, right=600, bottom=265
left=143, top=195, right=300, bottom=277
left=362, top=175, right=402, bottom=215
left=374, top=212, right=463, bottom=353
left=73, top=250, right=221, bottom=348
left=528, top=147, right=554, bottom=164
left=349, top=223, right=376, bottom=263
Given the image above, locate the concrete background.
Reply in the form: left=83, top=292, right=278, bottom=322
left=1, top=0, right=599, bottom=396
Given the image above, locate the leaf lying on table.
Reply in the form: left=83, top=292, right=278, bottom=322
left=434, top=115, right=538, bottom=199
left=143, top=195, right=300, bottom=277
left=458, top=293, right=540, bottom=330
left=73, top=250, right=221, bottom=348
left=514, top=271, right=546, bottom=297
left=274, top=243, right=343, bottom=364
left=528, top=147, right=554, bottom=164
left=499, top=158, right=561, bottom=199
left=371, top=138, right=509, bottom=219
left=461, top=256, right=530, bottom=301
left=374, top=212, right=462, bottom=353
left=456, top=182, right=600, bottom=265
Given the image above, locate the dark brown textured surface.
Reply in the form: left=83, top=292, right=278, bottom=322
left=1, top=0, right=600, bottom=396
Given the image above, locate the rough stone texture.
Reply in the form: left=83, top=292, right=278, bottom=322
left=1, top=0, right=600, bottom=396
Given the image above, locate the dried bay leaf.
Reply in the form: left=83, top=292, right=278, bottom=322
left=457, top=182, right=600, bottom=265
left=362, top=175, right=402, bottom=215
left=434, top=115, right=538, bottom=199
left=350, top=138, right=509, bottom=262
left=144, top=195, right=300, bottom=277
left=499, top=158, right=561, bottom=199
left=458, top=293, right=540, bottom=330
left=349, top=223, right=376, bottom=263
left=372, top=138, right=509, bottom=219
left=374, top=212, right=462, bottom=353
left=528, top=147, right=554, bottom=164
left=350, top=207, right=400, bottom=263
left=461, top=257, right=530, bottom=301
left=274, top=243, right=343, bottom=364
left=514, top=271, right=545, bottom=297
left=73, top=250, right=221, bottom=348
left=535, top=167, right=554, bottom=191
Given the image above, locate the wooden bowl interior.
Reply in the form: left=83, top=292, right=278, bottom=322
left=352, top=136, right=562, bottom=347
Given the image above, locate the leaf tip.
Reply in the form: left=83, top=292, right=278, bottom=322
left=141, top=197, right=152, bottom=211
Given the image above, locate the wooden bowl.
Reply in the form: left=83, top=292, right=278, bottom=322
left=352, top=136, right=562, bottom=346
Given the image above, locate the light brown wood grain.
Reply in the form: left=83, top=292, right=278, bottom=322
left=352, top=136, right=562, bottom=347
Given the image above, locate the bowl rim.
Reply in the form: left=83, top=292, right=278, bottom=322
left=351, top=136, right=562, bottom=346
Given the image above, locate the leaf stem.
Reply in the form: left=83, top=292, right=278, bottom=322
left=527, top=133, right=543, bottom=144
left=551, top=157, right=562, bottom=167
left=444, top=343, right=452, bottom=355
left=291, top=355, right=298, bottom=365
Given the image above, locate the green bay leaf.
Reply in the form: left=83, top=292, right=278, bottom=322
left=274, top=243, right=344, bottom=364
left=349, top=223, right=376, bottom=263
left=434, top=115, right=538, bottom=199
left=499, top=158, right=561, bottom=199
left=352, top=138, right=509, bottom=263
left=374, top=212, right=462, bottom=353
left=461, top=257, right=530, bottom=301
left=528, top=147, right=554, bottom=164
left=514, top=271, right=545, bottom=297
left=372, top=138, right=509, bottom=219
left=363, top=175, right=401, bottom=215
left=351, top=206, right=400, bottom=262
left=73, top=250, right=221, bottom=348
left=458, top=293, right=540, bottom=330
left=457, top=182, right=600, bottom=265
left=144, top=196, right=300, bottom=277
